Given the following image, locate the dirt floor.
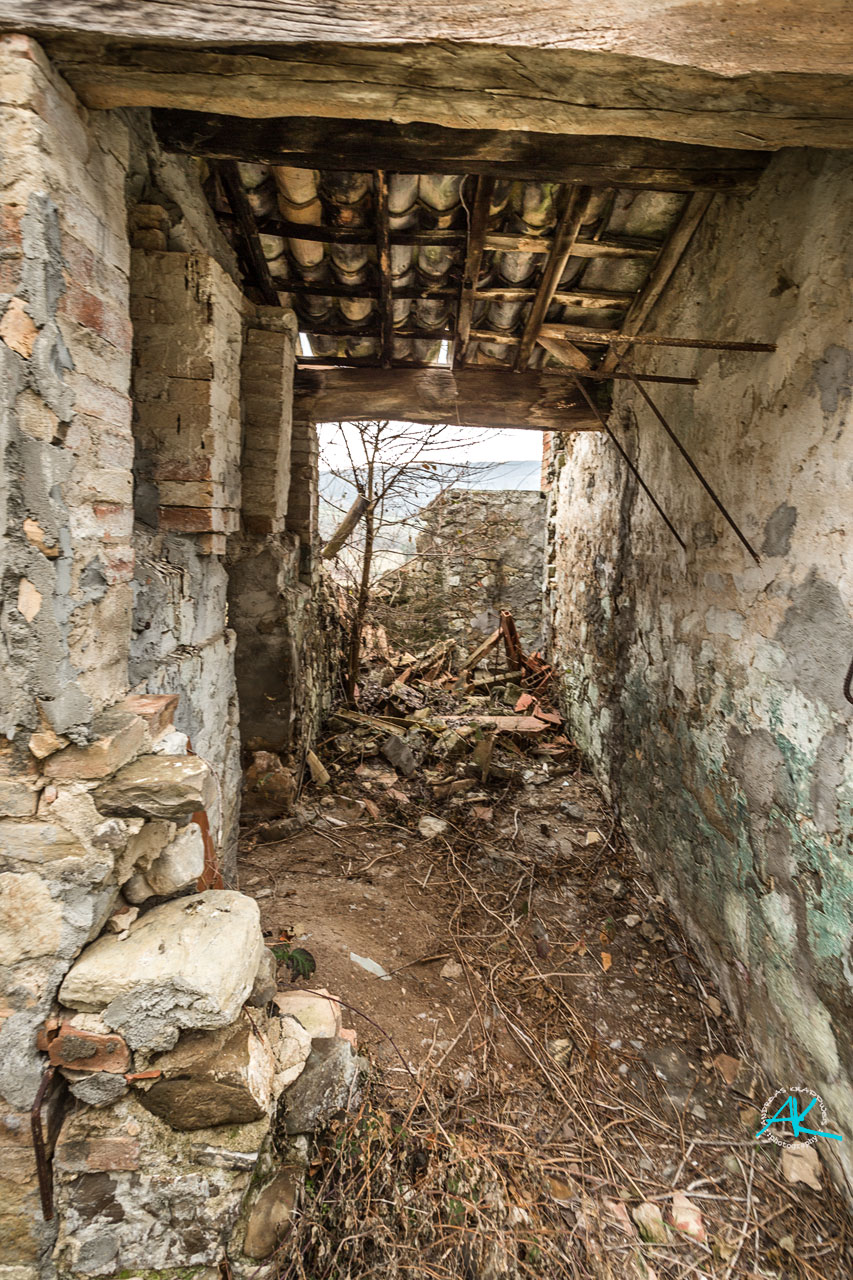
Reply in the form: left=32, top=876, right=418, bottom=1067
left=238, top=703, right=852, bottom=1279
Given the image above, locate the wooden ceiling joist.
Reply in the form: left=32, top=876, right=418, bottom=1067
left=374, top=169, right=393, bottom=367
left=538, top=325, right=775, bottom=352
left=455, top=175, right=497, bottom=367
left=154, top=111, right=771, bottom=193
left=514, top=184, right=592, bottom=370
left=217, top=160, right=279, bottom=306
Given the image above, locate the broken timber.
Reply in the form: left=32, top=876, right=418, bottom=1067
left=293, top=367, right=601, bottom=431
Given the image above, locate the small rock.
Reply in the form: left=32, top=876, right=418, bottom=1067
left=623, top=914, right=642, bottom=928
left=282, top=1037, right=364, bottom=1135
left=670, top=1192, right=705, bottom=1242
left=632, top=1201, right=668, bottom=1244
left=242, top=1163, right=304, bottom=1259
left=349, top=951, right=392, bottom=981
left=274, top=988, right=341, bottom=1040
left=381, top=734, right=417, bottom=777
left=439, top=959, right=463, bottom=981
left=124, top=822, right=205, bottom=903
left=63, top=1070, right=129, bottom=1107
left=105, top=904, right=139, bottom=933
left=45, top=708, right=148, bottom=781
left=418, top=815, right=448, bottom=839
left=781, top=1142, right=822, bottom=1191
left=151, top=729, right=189, bottom=755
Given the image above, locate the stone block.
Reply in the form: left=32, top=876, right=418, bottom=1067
left=58, top=891, right=264, bottom=1051
left=119, top=693, right=178, bottom=737
left=241, top=1164, right=302, bottom=1260
left=116, top=818, right=177, bottom=883
left=0, top=871, right=63, bottom=964
left=63, top=1069, right=129, bottom=1108
left=124, top=821, right=204, bottom=902
left=44, top=707, right=148, bottom=780
left=281, top=1037, right=362, bottom=1135
left=136, top=1013, right=276, bottom=1130
left=93, top=754, right=216, bottom=820
left=0, top=778, right=39, bottom=817
left=273, top=988, right=341, bottom=1041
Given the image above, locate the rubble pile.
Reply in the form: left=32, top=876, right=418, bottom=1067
left=306, top=609, right=575, bottom=824
left=8, top=695, right=362, bottom=1280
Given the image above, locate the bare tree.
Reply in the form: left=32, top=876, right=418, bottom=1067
left=319, top=419, right=495, bottom=698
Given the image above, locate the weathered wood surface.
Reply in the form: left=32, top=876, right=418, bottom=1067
left=5, top=3, right=852, bottom=77
left=153, top=112, right=770, bottom=191
left=37, top=38, right=853, bottom=151
left=514, top=186, right=592, bottom=370
left=293, top=367, right=601, bottom=431
left=455, top=176, right=496, bottom=365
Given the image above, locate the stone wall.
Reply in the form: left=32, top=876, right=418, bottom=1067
left=379, top=489, right=547, bottom=654
left=548, top=150, right=853, bottom=1194
left=0, top=37, right=342, bottom=1276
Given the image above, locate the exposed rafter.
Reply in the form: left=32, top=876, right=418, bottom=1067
left=514, top=184, right=592, bottom=370
left=374, top=169, right=393, bottom=367
left=455, top=175, right=496, bottom=367
left=216, top=160, right=279, bottom=306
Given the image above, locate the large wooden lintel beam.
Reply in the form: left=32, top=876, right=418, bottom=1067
left=153, top=111, right=769, bottom=192
left=293, top=367, right=601, bottom=432
left=34, top=33, right=853, bottom=152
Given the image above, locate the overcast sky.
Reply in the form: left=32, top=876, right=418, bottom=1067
left=317, top=421, right=542, bottom=470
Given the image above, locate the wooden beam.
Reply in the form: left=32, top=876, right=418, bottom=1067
left=598, top=192, right=714, bottom=374
left=537, top=334, right=593, bottom=371
left=216, top=161, right=278, bottom=305
left=538, top=325, right=776, bottom=352
left=297, top=322, right=454, bottom=342
left=294, top=357, right=699, bottom=386
left=514, top=185, right=592, bottom=370
left=374, top=170, right=393, bottom=367
left=39, top=36, right=853, bottom=152
left=253, top=216, right=465, bottom=247
left=293, top=367, right=600, bottom=432
left=478, top=286, right=633, bottom=308
left=153, top=111, right=770, bottom=192
left=282, top=280, right=458, bottom=301
left=455, top=176, right=497, bottom=367
left=484, top=232, right=660, bottom=258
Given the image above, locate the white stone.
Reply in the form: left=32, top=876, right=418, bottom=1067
left=266, top=1013, right=312, bottom=1094
left=273, top=988, right=341, bottom=1041
left=0, top=871, right=64, bottom=965
left=124, top=823, right=205, bottom=902
left=58, top=891, right=264, bottom=1051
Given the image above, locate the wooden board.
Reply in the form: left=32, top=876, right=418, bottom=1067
left=153, top=111, right=770, bottom=192
left=293, top=367, right=601, bottom=432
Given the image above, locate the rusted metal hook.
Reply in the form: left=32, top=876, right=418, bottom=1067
left=844, top=654, right=853, bottom=706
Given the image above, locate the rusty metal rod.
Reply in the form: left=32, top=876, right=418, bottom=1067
left=569, top=374, right=686, bottom=551
left=30, top=1065, right=55, bottom=1221
left=844, top=655, right=853, bottom=706
left=614, top=355, right=761, bottom=564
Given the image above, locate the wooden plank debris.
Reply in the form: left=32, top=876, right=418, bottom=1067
left=514, top=185, right=592, bottom=370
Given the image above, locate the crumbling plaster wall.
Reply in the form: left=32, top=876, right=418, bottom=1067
left=380, top=489, right=547, bottom=653
left=549, top=149, right=853, bottom=1190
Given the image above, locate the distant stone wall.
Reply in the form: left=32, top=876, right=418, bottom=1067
left=378, top=489, right=546, bottom=654
left=548, top=149, right=853, bottom=1197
